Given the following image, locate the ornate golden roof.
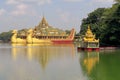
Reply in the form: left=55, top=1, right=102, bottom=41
left=33, top=16, right=67, bottom=36
left=83, top=25, right=99, bottom=42
left=85, top=25, right=94, bottom=38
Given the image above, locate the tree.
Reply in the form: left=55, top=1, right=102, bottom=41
left=80, top=8, right=105, bottom=38
left=101, top=4, right=120, bottom=46
left=0, top=31, right=12, bottom=42
left=80, top=3, right=120, bottom=46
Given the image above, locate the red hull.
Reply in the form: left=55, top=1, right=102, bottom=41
left=78, top=47, right=99, bottom=51
left=52, top=28, right=75, bottom=44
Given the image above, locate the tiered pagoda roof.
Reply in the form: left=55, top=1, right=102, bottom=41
left=83, top=25, right=99, bottom=42
left=18, top=16, right=67, bottom=37
left=33, top=16, right=67, bottom=36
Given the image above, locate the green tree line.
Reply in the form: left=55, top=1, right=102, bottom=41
left=0, top=31, right=12, bottom=42
left=0, top=29, right=27, bottom=42
left=80, top=2, right=120, bottom=46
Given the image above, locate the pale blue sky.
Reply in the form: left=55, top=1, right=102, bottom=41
left=0, top=0, right=114, bottom=33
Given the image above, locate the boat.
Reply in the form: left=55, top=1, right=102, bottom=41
left=11, top=16, right=75, bottom=44
left=77, top=25, right=99, bottom=51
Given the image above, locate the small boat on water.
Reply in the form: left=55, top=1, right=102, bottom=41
left=77, top=25, right=99, bottom=51
left=11, top=17, right=75, bottom=44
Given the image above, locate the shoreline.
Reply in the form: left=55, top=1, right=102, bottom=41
left=100, top=46, right=120, bottom=50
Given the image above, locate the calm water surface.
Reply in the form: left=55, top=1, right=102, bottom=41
left=0, top=43, right=120, bottom=80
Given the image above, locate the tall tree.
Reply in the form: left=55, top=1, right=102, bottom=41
left=80, top=3, right=120, bottom=46
left=80, top=8, right=105, bottom=38
left=102, top=4, right=120, bottom=45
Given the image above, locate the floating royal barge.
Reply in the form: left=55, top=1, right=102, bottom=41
left=77, top=26, right=99, bottom=51
left=11, top=17, right=75, bottom=44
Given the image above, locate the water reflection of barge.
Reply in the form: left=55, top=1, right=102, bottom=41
left=11, top=43, right=75, bottom=69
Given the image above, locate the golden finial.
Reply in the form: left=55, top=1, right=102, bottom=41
left=88, top=25, right=90, bottom=28
left=87, top=25, right=91, bottom=30
left=41, top=16, right=49, bottom=26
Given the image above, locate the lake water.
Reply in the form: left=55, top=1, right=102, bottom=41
left=0, top=43, right=120, bottom=80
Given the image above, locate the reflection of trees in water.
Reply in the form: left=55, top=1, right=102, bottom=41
left=11, top=44, right=75, bottom=70
left=79, top=50, right=120, bottom=80
left=79, top=51, right=99, bottom=75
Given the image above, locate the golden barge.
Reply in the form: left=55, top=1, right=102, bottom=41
left=11, top=17, right=75, bottom=44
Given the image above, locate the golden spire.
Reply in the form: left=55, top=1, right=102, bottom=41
left=88, top=25, right=90, bottom=30
left=85, top=25, right=93, bottom=38
left=39, top=16, right=49, bottom=27
left=86, top=25, right=92, bottom=34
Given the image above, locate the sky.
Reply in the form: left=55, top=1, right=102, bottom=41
left=0, top=0, right=115, bottom=33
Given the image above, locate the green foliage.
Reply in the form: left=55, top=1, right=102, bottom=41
left=80, top=3, right=120, bottom=46
left=80, top=8, right=106, bottom=39
left=0, top=31, right=12, bottom=42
